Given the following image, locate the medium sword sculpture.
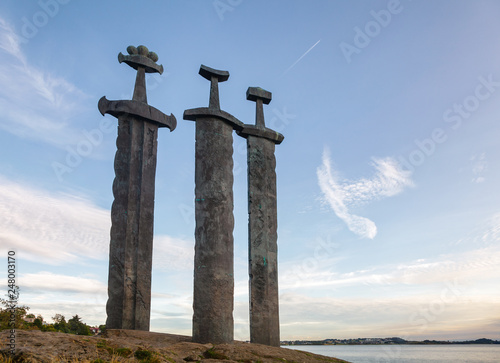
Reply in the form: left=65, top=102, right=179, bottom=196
left=98, top=45, right=176, bottom=331
left=237, top=87, right=284, bottom=347
left=183, top=65, right=244, bottom=344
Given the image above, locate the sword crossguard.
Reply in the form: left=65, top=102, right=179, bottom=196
left=98, top=96, right=177, bottom=131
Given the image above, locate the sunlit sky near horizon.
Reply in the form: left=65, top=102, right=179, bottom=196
left=1, top=0, right=499, bottom=341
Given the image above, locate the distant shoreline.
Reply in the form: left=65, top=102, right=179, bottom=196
left=281, top=337, right=500, bottom=346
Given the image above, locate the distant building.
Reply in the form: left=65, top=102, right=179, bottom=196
left=89, top=327, right=101, bottom=335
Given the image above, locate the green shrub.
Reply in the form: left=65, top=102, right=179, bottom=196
left=134, top=349, right=152, bottom=359
left=114, top=347, right=132, bottom=357
left=204, top=347, right=229, bottom=360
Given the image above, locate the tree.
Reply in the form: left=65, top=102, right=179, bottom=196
left=0, top=298, right=30, bottom=330
left=68, top=314, right=91, bottom=335
left=68, top=314, right=81, bottom=333
left=52, top=314, right=65, bottom=324
left=78, top=323, right=91, bottom=336
left=52, top=314, right=69, bottom=333
left=42, top=324, right=57, bottom=332
left=32, top=314, right=44, bottom=330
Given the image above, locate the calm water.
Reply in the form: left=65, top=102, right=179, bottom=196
left=283, top=344, right=500, bottom=362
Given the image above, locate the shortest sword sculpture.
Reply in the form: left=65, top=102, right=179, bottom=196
left=99, top=45, right=176, bottom=331
left=237, top=87, right=284, bottom=347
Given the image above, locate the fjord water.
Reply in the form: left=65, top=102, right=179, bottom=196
left=284, top=344, right=500, bottom=362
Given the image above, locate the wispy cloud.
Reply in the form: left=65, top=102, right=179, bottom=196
left=0, top=18, right=24, bottom=62
left=317, top=147, right=413, bottom=239
left=0, top=176, right=196, bottom=269
left=17, top=272, right=108, bottom=325
left=280, top=244, right=500, bottom=292
left=471, top=153, right=487, bottom=183
left=0, top=176, right=194, bottom=326
left=21, top=272, right=107, bottom=294
left=279, top=292, right=500, bottom=340
left=0, top=177, right=110, bottom=264
left=452, top=211, right=500, bottom=248
left=0, top=17, right=88, bottom=146
left=361, top=245, right=500, bottom=287
left=153, top=235, right=194, bottom=272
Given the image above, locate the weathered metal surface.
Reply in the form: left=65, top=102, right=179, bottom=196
left=237, top=87, right=283, bottom=144
left=101, top=45, right=174, bottom=331
left=107, top=115, right=159, bottom=331
left=237, top=126, right=284, bottom=143
left=183, top=65, right=242, bottom=344
left=192, top=115, right=235, bottom=344
left=98, top=97, right=176, bottom=130
left=246, top=87, right=272, bottom=104
left=118, top=52, right=164, bottom=74
left=199, top=64, right=229, bottom=82
left=247, top=135, right=280, bottom=346
left=183, top=107, right=243, bottom=131
left=238, top=87, right=283, bottom=347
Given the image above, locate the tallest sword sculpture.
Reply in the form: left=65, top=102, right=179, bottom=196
left=99, top=45, right=176, bottom=330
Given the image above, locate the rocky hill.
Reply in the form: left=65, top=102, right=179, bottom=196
left=1, top=329, right=350, bottom=362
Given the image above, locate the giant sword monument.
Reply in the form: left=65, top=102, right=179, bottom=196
left=238, top=87, right=284, bottom=347
left=99, top=45, right=176, bottom=331
left=98, top=52, right=285, bottom=345
left=183, top=65, right=244, bottom=344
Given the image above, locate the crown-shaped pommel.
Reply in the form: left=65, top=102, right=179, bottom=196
left=118, top=45, right=164, bottom=74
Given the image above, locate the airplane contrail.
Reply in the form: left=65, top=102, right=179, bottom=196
left=283, top=39, right=321, bottom=76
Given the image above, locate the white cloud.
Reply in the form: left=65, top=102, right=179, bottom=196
left=0, top=177, right=110, bottom=265
left=21, top=272, right=107, bottom=294
left=280, top=245, right=500, bottom=293
left=317, top=147, right=413, bottom=239
left=278, top=293, right=500, bottom=340
left=0, top=176, right=195, bottom=327
left=276, top=213, right=500, bottom=341
left=15, top=272, right=108, bottom=325
left=0, top=17, right=89, bottom=147
left=452, top=212, right=500, bottom=248
left=0, top=176, right=198, bottom=269
left=24, top=300, right=107, bottom=327
left=368, top=246, right=500, bottom=287
left=152, top=235, right=194, bottom=272
left=0, top=18, right=24, bottom=63
left=280, top=213, right=500, bottom=293
left=471, top=153, right=487, bottom=183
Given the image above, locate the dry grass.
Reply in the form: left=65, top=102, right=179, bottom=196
left=0, top=329, right=350, bottom=363
left=0, top=354, right=131, bottom=362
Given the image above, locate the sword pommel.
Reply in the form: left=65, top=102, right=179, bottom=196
left=199, top=65, right=229, bottom=82
left=118, top=45, right=164, bottom=74
left=246, top=87, right=272, bottom=105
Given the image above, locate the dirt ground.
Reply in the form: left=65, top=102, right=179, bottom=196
left=0, top=329, right=350, bottom=362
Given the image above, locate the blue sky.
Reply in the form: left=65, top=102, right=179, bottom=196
left=1, top=0, right=499, bottom=341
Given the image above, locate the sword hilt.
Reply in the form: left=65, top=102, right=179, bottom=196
left=199, top=65, right=229, bottom=110
left=246, top=87, right=272, bottom=129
